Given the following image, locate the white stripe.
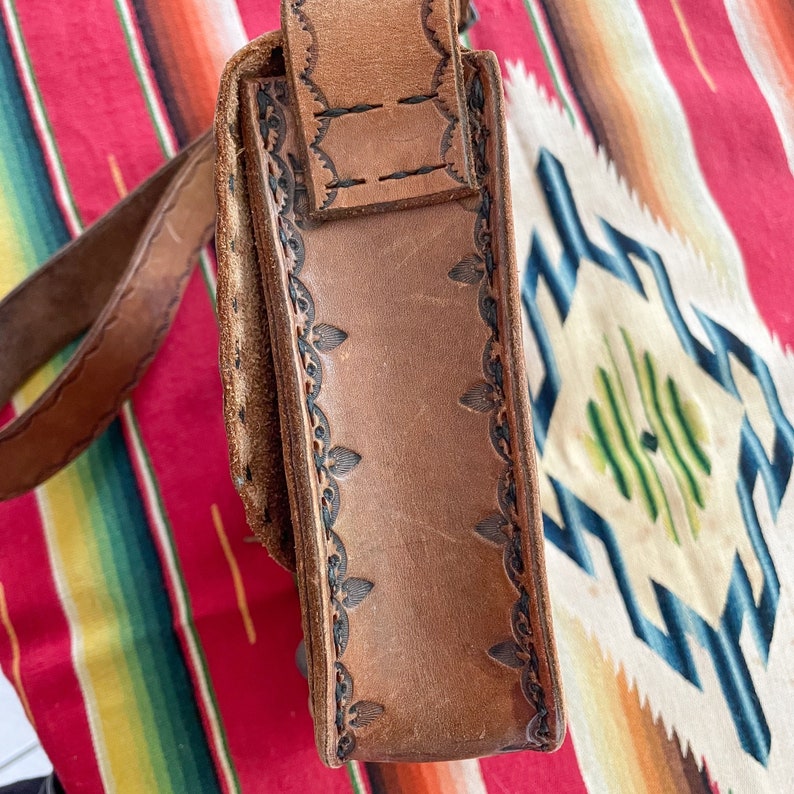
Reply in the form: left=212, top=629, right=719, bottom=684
left=347, top=760, right=368, bottom=794
left=524, top=0, right=587, bottom=131
left=199, top=247, right=218, bottom=301
left=448, top=759, right=488, bottom=794
left=113, top=0, right=179, bottom=158
left=113, top=0, right=219, bottom=300
left=725, top=0, right=794, bottom=177
left=121, top=404, right=239, bottom=794
left=199, top=0, right=247, bottom=50
left=0, top=0, right=83, bottom=236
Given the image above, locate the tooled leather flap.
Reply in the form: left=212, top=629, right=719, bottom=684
left=236, top=45, right=565, bottom=765
left=282, top=0, right=478, bottom=217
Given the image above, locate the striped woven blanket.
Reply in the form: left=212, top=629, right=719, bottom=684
left=1, top=1, right=792, bottom=791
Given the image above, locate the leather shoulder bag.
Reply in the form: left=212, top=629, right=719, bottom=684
left=0, top=0, right=565, bottom=767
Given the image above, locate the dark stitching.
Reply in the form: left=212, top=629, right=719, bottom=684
left=258, top=81, right=382, bottom=762
left=314, top=103, right=382, bottom=118
left=421, top=0, right=467, bottom=184
left=453, top=69, right=550, bottom=752
left=378, top=164, right=445, bottom=182
left=397, top=93, right=438, bottom=104
left=289, top=0, right=465, bottom=208
left=332, top=164, right=446, bottom=188
left=326, top=178, right=366, bottom=189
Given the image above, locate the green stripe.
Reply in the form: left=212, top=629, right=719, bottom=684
left=602, top=335, right=678, bottom=543
left=347, top=761, right=366, bottom=794
left=4, top=0, right=82, bottom=232
left=522, top=0, right=577, bottom=125
left=622, top=329, right=701, bottom=540
left=85, top=430, right=214, bottom=791
left=0, top=23, right=68, bottom=269
left=587, top=400, right=631, bottom=499
left=82, top=442, right=184, bottom=789
left=112, top=0, right=173, bottom=159
left=644, top=353, right=703, bottom=507
left=666, top=377, right=712, bottom=475
left=124, top=407, right=241, bottom=794
left=597, top=367, right=659, bottom=518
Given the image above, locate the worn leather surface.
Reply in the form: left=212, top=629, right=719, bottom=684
left=0, top=133, right=215, bottom=501
left=216, top=13, right=565, bottom=765
left=282, top=0, right=477, bottom=217
left=0, top=0, right=564, bottom=768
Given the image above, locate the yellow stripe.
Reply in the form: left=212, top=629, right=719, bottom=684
left=668, top=0, right=717, bottom=92
left=2, top=205, right=158, bottom=792
left=107, top=153, right=128, bottom=198
left=554, top=606, right=646, bottom=792
left=211, top=504, right=257, bottom=645
left=548, top=0, right=743, bottom=285
left=0, top=581, right=36, bottom=726
left=0, top=176, right=35, bottom=300
left=36, top=466, right=160, bottom=793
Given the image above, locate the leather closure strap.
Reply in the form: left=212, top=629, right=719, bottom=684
left=282, top=0, right=478, bottom=217
left=0, top=132, right=215, bottom=501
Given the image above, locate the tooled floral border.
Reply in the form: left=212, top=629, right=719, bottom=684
left=257, top=63, right=549, bottom=758
left=287, top=0, right=466, bottom=209
left=451, top=68, right=551, bottom=751
left=256, top=79, right=384, bottom=762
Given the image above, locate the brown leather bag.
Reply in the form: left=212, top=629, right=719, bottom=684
left=0, top=0, right=565, bottom=767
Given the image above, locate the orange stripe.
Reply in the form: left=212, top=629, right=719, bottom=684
left=107, top=154, right=129, bottom=198
left=540, top=0, right=671, bottom=229
left=211, top=504, right=257, bottom=645
left=667, top=0, right=716, bottom=91
left=615, top=667, right=676, bottom=794
left=135, top=0, right=246, bottom=137
left=371, top=761, right=465, bottom=793
left=0, top=581, right=36, bottom=726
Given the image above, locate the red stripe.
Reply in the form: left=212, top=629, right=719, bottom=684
left=637, top=0, right=794, bottom=346
left=13, top=0, right=166, bottom=224
left=236, top=0, right=280, bottom=40
left=480, top=734, right=587, bottom=793
left=11, top=3, right=344, bottom=789
left=0, top=490, right=105, bottom=794
left=468, top=0, right=559, bottom=99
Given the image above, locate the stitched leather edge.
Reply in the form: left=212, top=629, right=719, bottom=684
left=284, top=0, right=471, bottom=213
left=216, top=35, right=298, bottom=571
left=256, top=78, right=383, bottom=762
left=422, top=0, right=467, bottom=184
left=458, top=67, right=551, bottom=750
left=0, top=144, right=215, bottom=499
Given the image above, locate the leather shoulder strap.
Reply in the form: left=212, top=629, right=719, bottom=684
left=0, top=132, right=215, bottom=501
